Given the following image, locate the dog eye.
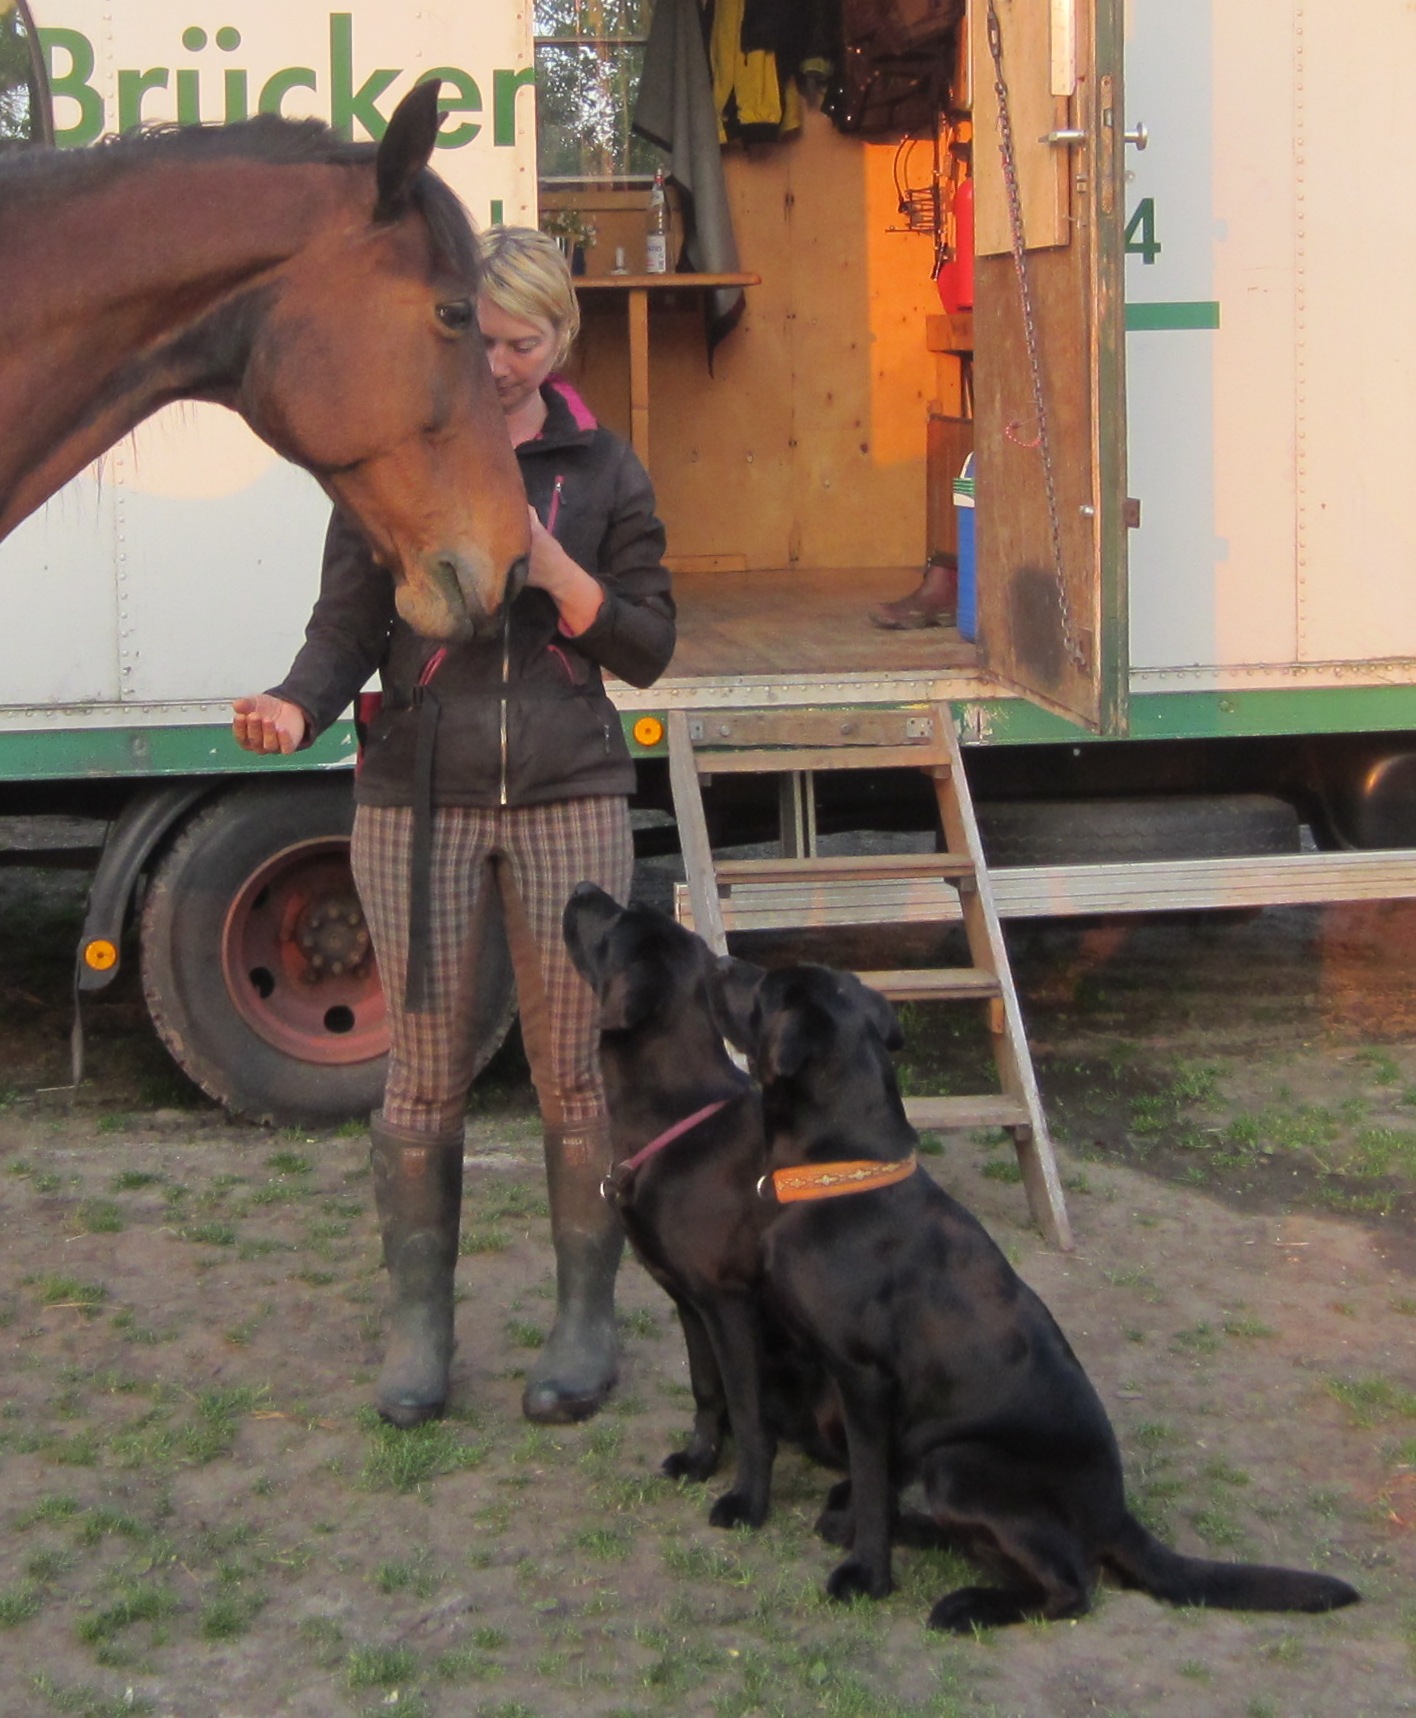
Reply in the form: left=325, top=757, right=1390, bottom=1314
left=436, top=299, right=474, bottom=332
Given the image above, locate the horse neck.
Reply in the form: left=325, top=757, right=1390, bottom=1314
left=0, top=155, right=363, bottom=534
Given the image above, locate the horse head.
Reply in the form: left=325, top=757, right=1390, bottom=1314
left=238, top=82, right=529, bottom=640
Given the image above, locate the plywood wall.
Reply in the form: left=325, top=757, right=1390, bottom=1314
left=563, top=106, right=943, bottom=573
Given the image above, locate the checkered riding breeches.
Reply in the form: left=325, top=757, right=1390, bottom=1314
left=350, top=797, right=634, bottom=1137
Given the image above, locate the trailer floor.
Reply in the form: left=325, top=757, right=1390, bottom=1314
left=663, top=563, right=979, bottom=683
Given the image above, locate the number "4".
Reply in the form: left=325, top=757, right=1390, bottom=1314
left=1124, top=197, right=1161, bottom=264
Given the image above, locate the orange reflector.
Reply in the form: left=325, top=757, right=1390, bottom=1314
left=83, top=940, right=118, bottom=972
left=632, top=716, right=665, bottom=748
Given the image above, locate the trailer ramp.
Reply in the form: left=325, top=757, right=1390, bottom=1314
left=667, top=703, right=1072, bottom=1249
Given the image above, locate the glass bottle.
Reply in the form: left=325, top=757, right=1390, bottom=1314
left=645, top=168, right=669, bottom=274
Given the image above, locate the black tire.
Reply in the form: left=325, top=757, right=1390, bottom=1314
left=975, top=794, right=1301, bottom=869
left=139, top=778, right=516, bottom=1126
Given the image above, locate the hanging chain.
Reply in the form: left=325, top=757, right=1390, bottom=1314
left=984, top=0, right=1087, bottom=673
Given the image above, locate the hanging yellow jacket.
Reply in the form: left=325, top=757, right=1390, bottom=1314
left=710, top=0, right=802, bottom=143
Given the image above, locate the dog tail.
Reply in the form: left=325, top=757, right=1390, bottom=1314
left=1104, top=1515, right=1359, bottom=1614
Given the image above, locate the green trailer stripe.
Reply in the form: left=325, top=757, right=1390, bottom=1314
left=1125, top=300, right=1221, bottom=331
left=0, top=722, right=359, bottom=781
left=0, top=708, right=670, bottom=783
left=967, top=683, right=1416, bottom=746
left=3, top=684, right=1416, bottom=782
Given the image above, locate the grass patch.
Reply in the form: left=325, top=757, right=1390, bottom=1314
left=347, top=1642, right=417, bottom=1688
left=359, top=1412, right=490, bottom=1491
left=30, top=1275, right=106, bottom=1314
left=1325, top=1375, right=1416, bottom=1428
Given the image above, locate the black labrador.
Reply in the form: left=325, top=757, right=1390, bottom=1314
left=712, top=956, right=1361, bottom=1631
left=562, top=883, right=843, bottom=1529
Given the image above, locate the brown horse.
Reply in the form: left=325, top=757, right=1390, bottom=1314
left=0, top=81, right=528, bottom=639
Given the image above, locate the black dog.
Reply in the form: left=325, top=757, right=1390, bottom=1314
left=712, top=957, right=1361, bottom=1631
left=562, top=884, right=843, bottom=1528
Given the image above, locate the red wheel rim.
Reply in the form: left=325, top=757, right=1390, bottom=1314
left=221, top=838, right=388, bottom=1066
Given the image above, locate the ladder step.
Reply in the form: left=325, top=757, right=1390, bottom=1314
left=715, top=854, right=974, bottom=884
left=685, top=708, right=945, bottom=754
left=856, top=967, right=1001, bottom=1001
left=697, top=745, right=948, bottom=774
left=676, top=875, right=961, bottom=933
left=905, top=1094, right=1032, bottom=1132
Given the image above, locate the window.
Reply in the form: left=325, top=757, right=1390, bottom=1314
left=0, top=0, right=52, bottom=147
left=534, top=0, right=663, bottom=183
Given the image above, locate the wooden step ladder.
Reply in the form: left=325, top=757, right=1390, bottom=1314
left=666, top=703, right=1072, bottom=1249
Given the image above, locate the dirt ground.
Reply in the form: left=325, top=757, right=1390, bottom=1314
left=0, top=867, right=1413, bottom=1718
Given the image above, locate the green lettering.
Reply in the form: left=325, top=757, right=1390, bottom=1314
left=259, top=67, right=318, bottom=116
left=1124, top=197, right=1162, bottom=265
left=329, top=13, right=396, bottom=140
left=492, top=66, right=535, bottom=148
left=118, top=68, right=170, bottom=134
left=176, top=66, right=201, bottom=126
left=421, top=67, right=480, bottom=148
left=38, top=27, right=103, bottom=146
left=224, top=68, right=249, bottom=124
left=490, top=199, right=504, bottom=226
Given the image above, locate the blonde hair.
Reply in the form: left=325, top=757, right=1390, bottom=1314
left=477, top=225, right=581, bottom=369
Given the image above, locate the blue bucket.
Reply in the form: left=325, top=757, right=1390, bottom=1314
left=953, top=453, right=976, bottom=641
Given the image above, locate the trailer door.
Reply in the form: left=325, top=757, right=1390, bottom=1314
left=970, top=0, right=1128, bottom=733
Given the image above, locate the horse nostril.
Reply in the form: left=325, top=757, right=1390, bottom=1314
left=507, top=555, right=529, bottom=604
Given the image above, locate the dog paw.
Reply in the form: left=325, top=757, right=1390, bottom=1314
left=709, top=1489, right=767, bottom=1530
left=826, top=1558, right=892, bottom=1603
left=662, top=1447, right=718, bottom=1483
left=814, top=1505, right=854, bottom=1547
left=927, top=1590, right=984, bottom=1633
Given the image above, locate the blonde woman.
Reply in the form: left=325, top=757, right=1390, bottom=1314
left=233, top=228, right=674, bottom=1428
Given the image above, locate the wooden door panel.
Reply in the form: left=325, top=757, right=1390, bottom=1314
left=969, top=0, right=1127, bottom=733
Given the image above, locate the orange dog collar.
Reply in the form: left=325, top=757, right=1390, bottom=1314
left=765, top=1153, right=918, bottom=1203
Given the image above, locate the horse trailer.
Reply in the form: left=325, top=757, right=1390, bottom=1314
left=3, top=0, right=1416, bottom=1121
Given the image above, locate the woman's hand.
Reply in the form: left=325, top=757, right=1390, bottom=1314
left=526, top=505, right=605, bottom=637
left=232, top=694, right=308, bottom=755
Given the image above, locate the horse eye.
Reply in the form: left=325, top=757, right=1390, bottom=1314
left=436, top=299, right=474, bottom=332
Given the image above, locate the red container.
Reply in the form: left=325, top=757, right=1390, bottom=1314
left=935, top=176, right=974, bottom=313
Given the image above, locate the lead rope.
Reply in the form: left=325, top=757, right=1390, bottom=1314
left=984, top=0, right=1088, bottom=674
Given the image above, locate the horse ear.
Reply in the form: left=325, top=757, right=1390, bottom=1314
left=374, top=80, right=445, bottom=222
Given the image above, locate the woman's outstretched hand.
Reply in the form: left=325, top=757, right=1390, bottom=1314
left=232, top=694, right=308, bottom=755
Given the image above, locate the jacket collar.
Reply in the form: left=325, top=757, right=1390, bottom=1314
left=529, top=377, right=599, bottom=451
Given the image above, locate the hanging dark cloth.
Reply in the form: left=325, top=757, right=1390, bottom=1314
left=824, top=0, right=961, bottom=137
left=633, top=0, right=746, bottom=362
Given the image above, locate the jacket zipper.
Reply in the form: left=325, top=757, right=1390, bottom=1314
left=502, top=472, right=566, bottom=804
left=499, top=605, right=510, bottom=806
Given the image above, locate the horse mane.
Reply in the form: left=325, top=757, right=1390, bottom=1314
left=0, top=113, right=481, bottom=278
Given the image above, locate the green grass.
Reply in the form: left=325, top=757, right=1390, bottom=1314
left=30, top=1275, right=107, bottom=1313
left=359, top=1411, right=490, bottom=1491
left=347, top=1642, right=417, bottom=1688
left=1325, top=1375, right=1416, bottom=1427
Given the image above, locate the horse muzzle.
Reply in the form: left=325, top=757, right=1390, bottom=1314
left=397, top=548, right=526, bottom=641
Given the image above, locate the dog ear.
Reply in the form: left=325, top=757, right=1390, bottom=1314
left=708, top=956, right=765, bottom=1051
left=855, top=977, right=905, bottom=1051
left=596, top=965, right=656, bottom=1032
left=759, top=1005, right=815, bottom=1081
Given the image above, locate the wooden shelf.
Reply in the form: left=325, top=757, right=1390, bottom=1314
left=576, top=271, right=759, bottom=292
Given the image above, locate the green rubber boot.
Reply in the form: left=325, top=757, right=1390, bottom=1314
left=369, top=1115, right=464, bottom=1428
left=521, top=1118, right=623, bottom=1425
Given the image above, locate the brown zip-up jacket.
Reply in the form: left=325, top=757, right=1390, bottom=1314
left=270, top=381, right=675, bottom=808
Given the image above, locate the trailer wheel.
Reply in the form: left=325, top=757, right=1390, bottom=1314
left=139, top=779, right=515, bottom=1126
left=975, top=795, right=1301, bottom=868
